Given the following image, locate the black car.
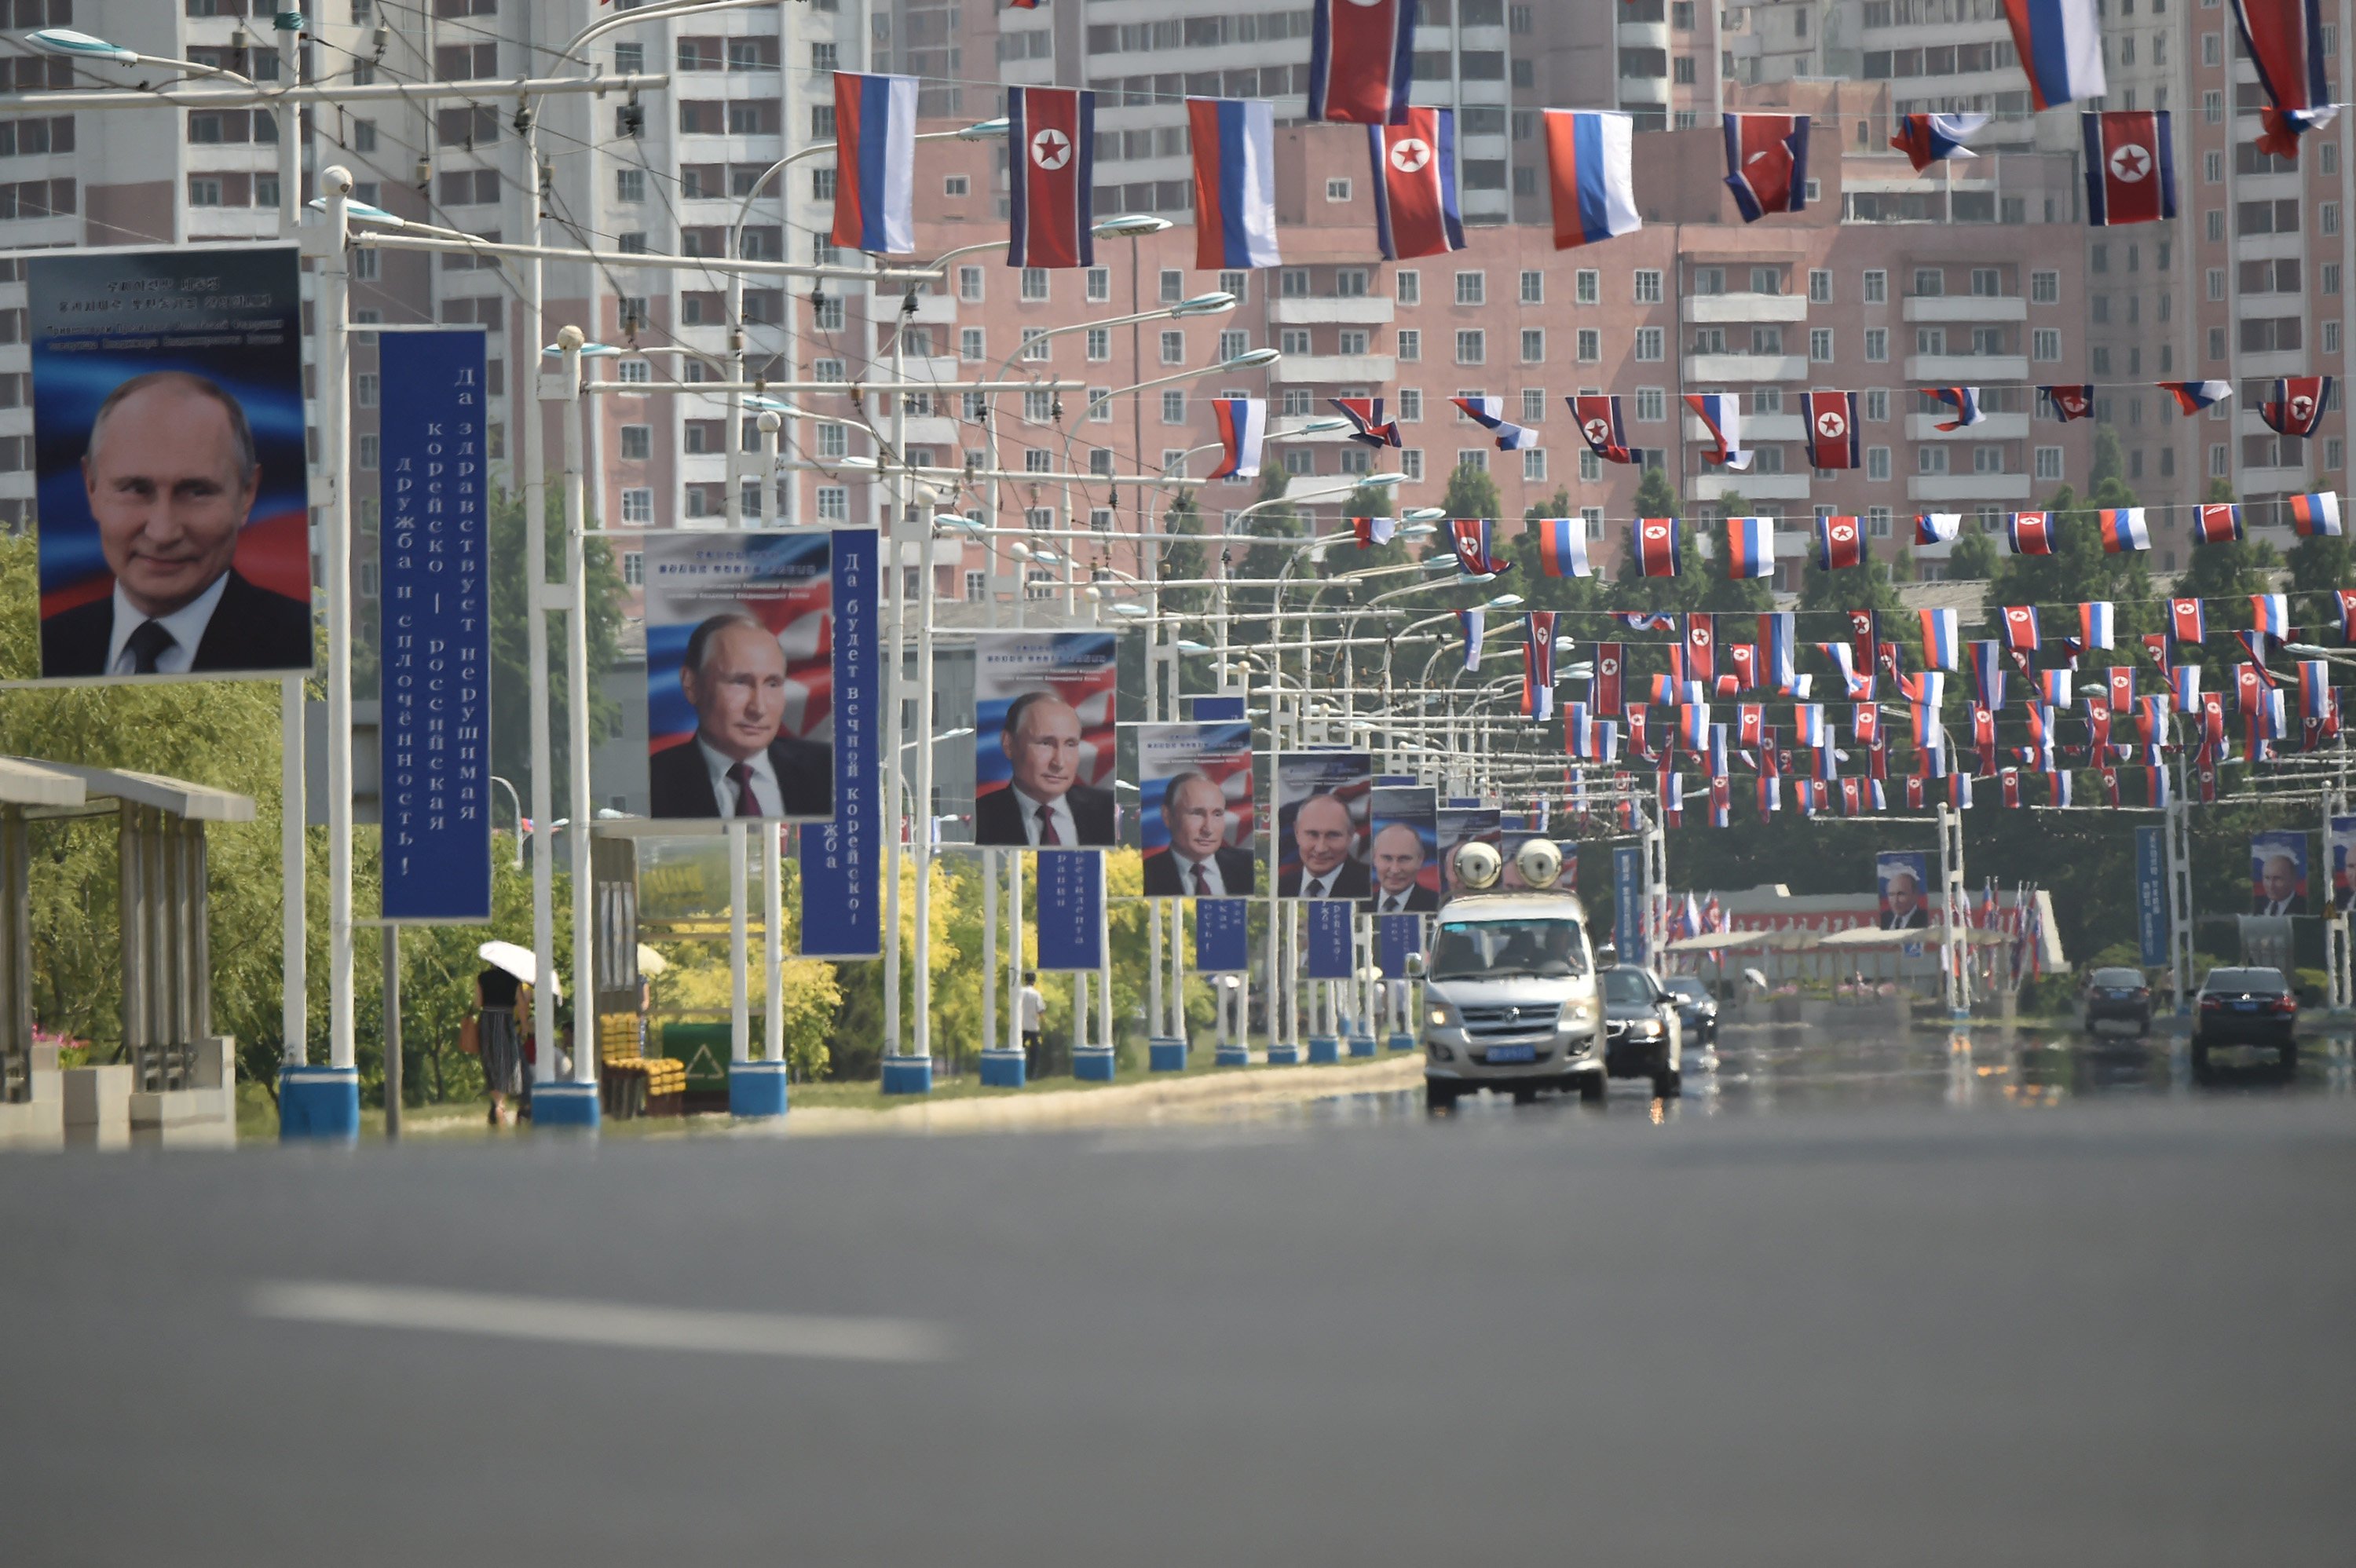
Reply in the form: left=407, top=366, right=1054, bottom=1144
left=2079, top=966, right=2153, bottom=1037
left=2192, top=966, right=2299, bottom=1073
left=1663, top=974, right=1719, bottom=1047
left=1601, top=965, right=1681, bottom=1097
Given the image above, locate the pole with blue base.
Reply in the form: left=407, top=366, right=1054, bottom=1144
left=279, top=1065, right=360, bottom=1142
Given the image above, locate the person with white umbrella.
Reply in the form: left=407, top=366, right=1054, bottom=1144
left=473, top=941, right=558, bottom=1128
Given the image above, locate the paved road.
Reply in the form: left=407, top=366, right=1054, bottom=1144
left=3, top=1042, right=2353, bottom=1564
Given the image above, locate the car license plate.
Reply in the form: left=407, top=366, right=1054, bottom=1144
left=2233, top=1000, right=2258, bottom=1012
left=1487, top=1044, right=1536, bottom=1064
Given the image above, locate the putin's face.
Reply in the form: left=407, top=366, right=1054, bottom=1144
left=1294, top=794, right=1353, bottom=878
left=1163, top=775, right=1227, bottom=861
left=680, top=623, right=788, bottom=763
left=2261, top=854, right=2300, bottom=905
left=1373, top=823, right=1425, bottom=895
left=1885, top=870, right=1922, bottom=919
left=1005, top=698, right=1082, bottom=802
left=84, top=382, right=260, bottom=618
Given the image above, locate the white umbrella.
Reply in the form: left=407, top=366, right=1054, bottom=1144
left=637, top=943, right=668, bottom=976
left=477, top=940, right=561, bottom=1001
left=1741, top=967, right=1769, bottom=989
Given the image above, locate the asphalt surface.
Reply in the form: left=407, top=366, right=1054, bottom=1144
left=4, top=1026, right=2354, bottom=1565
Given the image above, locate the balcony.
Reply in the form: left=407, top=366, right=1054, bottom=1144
left=893, top=356, right=966, bottom=386
left=905, top=293, right=963, bottom=327
left=2237, top=349, right=2307, bottom=380
left=1619, top=74, right=1670, bottom=106
left=1684, top=353, right=1808, bottom=382
left=1691, top=472, right=1812, bottom=501
left=1685, top=412, right=1803, bottom=443
left=1271, top=296, right=1396, bottom=327
left=2239, top=466, right=2311, bottom=495
left=1907, top=473, right=2030, bottom=502
left=898, top=416, right=964, bottom=450
left=1907, top=412, right=2030, bottom=440
left=1688, top=293, right=1810, bottom=324
left=1901, top=295, right=2029, bottom=324
left=1904, top=353, right=2028, bottom=383
left=1271, top=354, right=1397, bottom=383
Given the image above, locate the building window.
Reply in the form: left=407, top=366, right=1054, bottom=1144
left=1160, top=330, right=1184, bottom=365
left=1397, top=329, right=1421, bottom=362
left=1219, top=329, right=1249, bottom=362
left=1455, top=330, right=1485, bottom=364
left=2032, top=328, right=2061, bottom=361
left=1088, top=267, right=1112, bottom=302
left=357, top=434, right=379, bottom=470
left=1575, top=269, right=1598, bottom=305
left=2326, top=320, right=2343, bottom=356
left=1866, top=446, right=1890, bottom=481
left=961, top=327, right=986, bottom=362
left=946, top=174, right=971, bottom=197
left=1520, top=329, right=1545, bottom=363
left=1520, top=270, right=1544, bottom=305
left=1457, top=449, right=1489, bottom=473
left=1579, top=449, right=1601, bottom=481
left=1401, top=450, right=1425, bottom=481
left=2034, top=447, right=2063, bottom=481
left=1521, top=389, right=1546, bottom=423
left=1634, top=270, right=1663, bottom=304
left=1809, top=328, right=1834, bottom=362
left=1086, top=388, right=1113, bottom=424
left=1454, top=272, right=1486, bottom=305
left=1326, top=177, right=1352, bottom=202
left=1809, top=269, right=1832, bottom=304
left=959, top=265, right=984, bottom=302
left=621, top=488, right=653, bottom=524
left=1864, top=389, right=1888, bottom=422
left=1022, top=327, right=1052, bottom=362
left=1634, top=386, right=1666, bottom=422
left=1085, top=327, right=1110, bottom=361
left=1633, top=327, right=1663, bottom=361
left=1396, top=269, right=1420, bottom=305
left=1864, top=328, right=1888, bottom=363
left=1862, top=269, right=1886, bottom=305
left=1021, top=267, right=1049, bottom=302
left=1162, top=389, right=1186, bottom=423
left=1523, top=448, right=1547, bottom=481
left=817, top=486, right=848, bottom=521
left=620, top=424, right=652, bottom=459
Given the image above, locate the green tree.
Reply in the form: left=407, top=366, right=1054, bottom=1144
left=2285, top=524, right=2354, bottom=632
left=1440, top=459, right=1504, bottom=525
left=488, top=484, right=629, bottom=818
left=1689, top=492, right=1775, bottom=613
left=1948, top=523, right=1999, bottom=580
left=1508, top=486, right=1605, bottom=616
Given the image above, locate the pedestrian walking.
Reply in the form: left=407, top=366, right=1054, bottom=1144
left=470, top=967, right=524, bottom=1128
left=1019, top=970, right=1045, bottom=1076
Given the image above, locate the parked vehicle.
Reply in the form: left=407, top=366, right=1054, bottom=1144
left=1601, top=965, right=1682, bottom=1098
left=2191, top=967, right=2299, bottom=1074
left=2078, top=967, right=2153, bottom=1038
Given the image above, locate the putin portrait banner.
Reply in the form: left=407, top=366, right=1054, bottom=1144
left=29, top=245, right=313, bottom=682
left=1132, top=720, right=1254, bottom=899
left=1875, top=850, right=1933, bottom=930
left=643, top=531, right=835, bottom=823
left=1271, top=751, right=1372, bottom=901
left=2250, top=830, right=2309, bottom=916
left=972, top=630, right=1120, bottom=849
left=1363, top=784, right=1439, bottom=915
left=2329, top=816, right=2356, bottom=914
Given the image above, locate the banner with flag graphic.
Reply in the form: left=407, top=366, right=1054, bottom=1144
left=2252, top=592, right=2291, bottom=641
left=2194, top=502, right=2243, bottom=543
left=1915, top=512, right=1963, bottom=547
left=1526, top=611, right=1559, bottom=718
left=1451, top=396, right=1537, bottom=450
left=2083, top=111, right=2175, bottom=225
left=1330, top=396, right=1402, bottom=448
left=2288, top=492, right=2343, bottom=536
left=1927, top=386, right=1985, bottom=430
left=2161, top=379, right=2232, bottom=415
left=1724, top=516, right=1774, bottom=579
left=1008, top=87, right=1095, bottom=269
left=2230, top=0, right=2338, bottom=157
left=1973, top=641, right=2008, bottom=709
left=1189, top=98, right=1281, bottom=270
left=1723, top=113, right=1809, bottom=221
left=2006, top=511, right=2054, bottom=555
left=1816, top=515, right=1864, bottom=571
left=1890, top=111, right=1990, bottom=170
left=2338, top=588, right=2356, bottom=642
left=1543, top=109, right=1641, bottom=250
left=2260, top=375, right=2332, bottom=437
left=1449, top=517, right=1507, bottom=576
left=1568, top=394, right=1634, bottom=463
left=1351, top=514, right=1399, bottom=548
left=1728, top=644, right=1758, bottom=692
left=1805, top=391, right=1860, bottom=469
left=1634, top=517, right=1681, bottom=577
left=1308, top=0, right=1418, bottom=125
left=2098, top=507, right=2150, bottom=552
left=2040, top=383, right=2096, bottom=420
left=1206, top=397, right=1266, bottom=481
left=832, top=71, right=918, bottom=255
left=1685, top=613, right=1716, bottom=684
left=1370, top=107, right=1465, bottom=259
left=2002, top=0, right=2108, bottom=108
left=2109, top=666, right=2136, bottom=713
left=1685, top=393, right=1751, bottom=470
left=1536, top=517, right=1593, bottom=578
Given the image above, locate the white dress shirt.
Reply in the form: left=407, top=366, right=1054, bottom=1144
left=698, top=737, right=783, bottom=817
left=1172, top=852, right=1225, bottom=897
left=106, top=574, right=229, bottom=676
left=1012, top=784, right=1076, bottom=847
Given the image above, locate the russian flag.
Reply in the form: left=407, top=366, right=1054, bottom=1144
left=1452, top=397, right=1538, bottom=451
left=1759, top=612, right=1797, bottom=689
left=1206, top=397, right=1266, bottom=480
left=2039, top=383, right=2096, bottom=421
left=2252, top=593, right=2291, bottom=641
left=2040, top=670, right=2074, bottom=708
left=1915, top=512, right=1963, bottom=546
left=1890, top=111, right=1990, bottom=171
left=1816, top=515, right=1864, bottom=572
left=1920, top=607, right=1962, bottom=671
left=1972, top=641, right=2009, bottom=709
left=2161, top=379, right=2233, bottom=415
left=1458, top=608, right=1484, bottom=671
left=2289, top=492, right=2343, bottom=536
left=2003, top=0, right=2107, bottom=108
left=1370, top=107, right=1465, bottom=260
left=1308, top=0, right=1418, bottom=125
left=1008, top=86, right=1095, bottom=269
left=1723, top=113, right=1809, bottom=221
left=1794, top=704, right=1827, bottom=747
left=1352, top=515, right=1399, bottom=547
left=1189, top=98, right=1281, bottom=271
left=2006, top=511, right=2055, bottom=555
left=1537, top=517, right=1593, bottom=579
left=831, top=71, right=917, bottom=255
left=2172, top=666, right=2206, bottom=718
left=1634, top=517, right=1681, bottom=577
left=2260, top=375, right=2332, bottom=437
left=2194, top=503, right=2243, bottom=543
left=2079, top=601, right=2115, bottom=649
left=1928, top=386, right=1985, bottom=430
left=2231, top=0, right=2339, bottom=157
left=1724, top=516, right=1774, bottom=579
left=1542, top=109, right=1641, bottom=251
left=2299, top=660, right=2331, bottom=718
left=1685, top=393, right=1751, bottom=470
left=2098, top=507, right=2150, bottom=552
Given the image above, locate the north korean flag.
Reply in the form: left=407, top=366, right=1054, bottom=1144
left=2338, top=587, right=2356, bottom=643
left=1729, top=645, right=1760, bottom=692
left=2001, top=605, right=2041, bottom=652
left=2260, top=375, right=2332, bottom=437
left=1308, top=0, right=1418, bottom=125
left=1685, top=613, right=1716, bottom=683
left=2006, top=510, right=2055, bottom=555
left=1634, top=517, right=1681, bottom=578
left=2039, top=383, right=2096, bottom=421
left=2194, top=503, right=2243, bottom=543
left=1008, top=86, right=1095, bottom=269
left=2232, top=0, right=2337, bottom=158
left=2171, top=598, right=2208, bottom=645
left=1816, top=515, right=1864, bottom=571
left=1568, top=394, right=1635, bottom=464
left=2109, top=666, right=2136, bottom=713
left=1722, top=113, right=1809, bottom=222
left=1804, top=391, right=1859, bottom=469
left=2082, top=111, right=2176, bottom=226
left=1330, top=396, right=1402, bottom=448
left=1370, top=107, right=1465, bottom=260
left=1591, top=642, right=1623, bottom=717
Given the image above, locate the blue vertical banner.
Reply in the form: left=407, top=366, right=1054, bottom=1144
left=378, top=329, right=491, bottom=921
left=2135, top=824, right=2168, bottom=966
left=800, top=528, right=880, bottom=956
left=1305, top=900, right=1354, bottom=978
left=1612, top=844, right=1644, bottom=963
left=1378, top=912, right=1422, bottom=975
left=1195, top=897, right=1251, bottom=971
left=1190, top=696, right=1246, bottom=721
left=1036, top=850, right=1104, bottom=970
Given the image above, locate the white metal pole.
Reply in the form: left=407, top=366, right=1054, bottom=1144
left=319, top=166, right=355, bottom=1075
left=1096, top=853, right=1114, bottom=1057
left=982, top=846, right=998, bottom=1056
left=902, top=298, right=934, bottom=1075
left=559, top=330, right=595, bottom=1089
left=521, top=119, right=558, bottom=1083
left=280, top=674, right=305, bottom=1067
left=1008, top=851, right=1024, bottom=1054
left=730, top=820, right=750, bottom=1065
left=765, top=824, right=785, bottom=1064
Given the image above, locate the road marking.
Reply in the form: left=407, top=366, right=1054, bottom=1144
left=251, top=1281, right=950, bottom=1365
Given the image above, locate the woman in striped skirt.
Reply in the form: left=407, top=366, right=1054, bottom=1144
left=474, top=968, right=525, bottom=1128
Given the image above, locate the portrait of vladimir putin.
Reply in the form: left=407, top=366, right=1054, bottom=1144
left=646, top=611, right=832, bottom=818
left=42, top=371, right=313, bottom=677
left=1879, top=865, right=1930, bottom=930
left=974, top=690, right=1118, bottom=846
left=1278, top=792, right=1370, bottom=900
left=1141, top=769, right=1254, bottom=897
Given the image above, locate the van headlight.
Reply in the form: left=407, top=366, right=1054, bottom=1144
left=1427, top=1004, right=1456, bottom=1029
left=1559, top=1001, right=1597, bottom=1030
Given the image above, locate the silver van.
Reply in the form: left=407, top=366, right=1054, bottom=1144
left=1409, top=888, right=1608, bottom=1110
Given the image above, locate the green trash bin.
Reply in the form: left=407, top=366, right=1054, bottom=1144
left=660, top=1022, right=734, bottom=1113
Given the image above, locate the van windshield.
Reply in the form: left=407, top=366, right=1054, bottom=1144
left=1429, top=919, right=1588, bottom=981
